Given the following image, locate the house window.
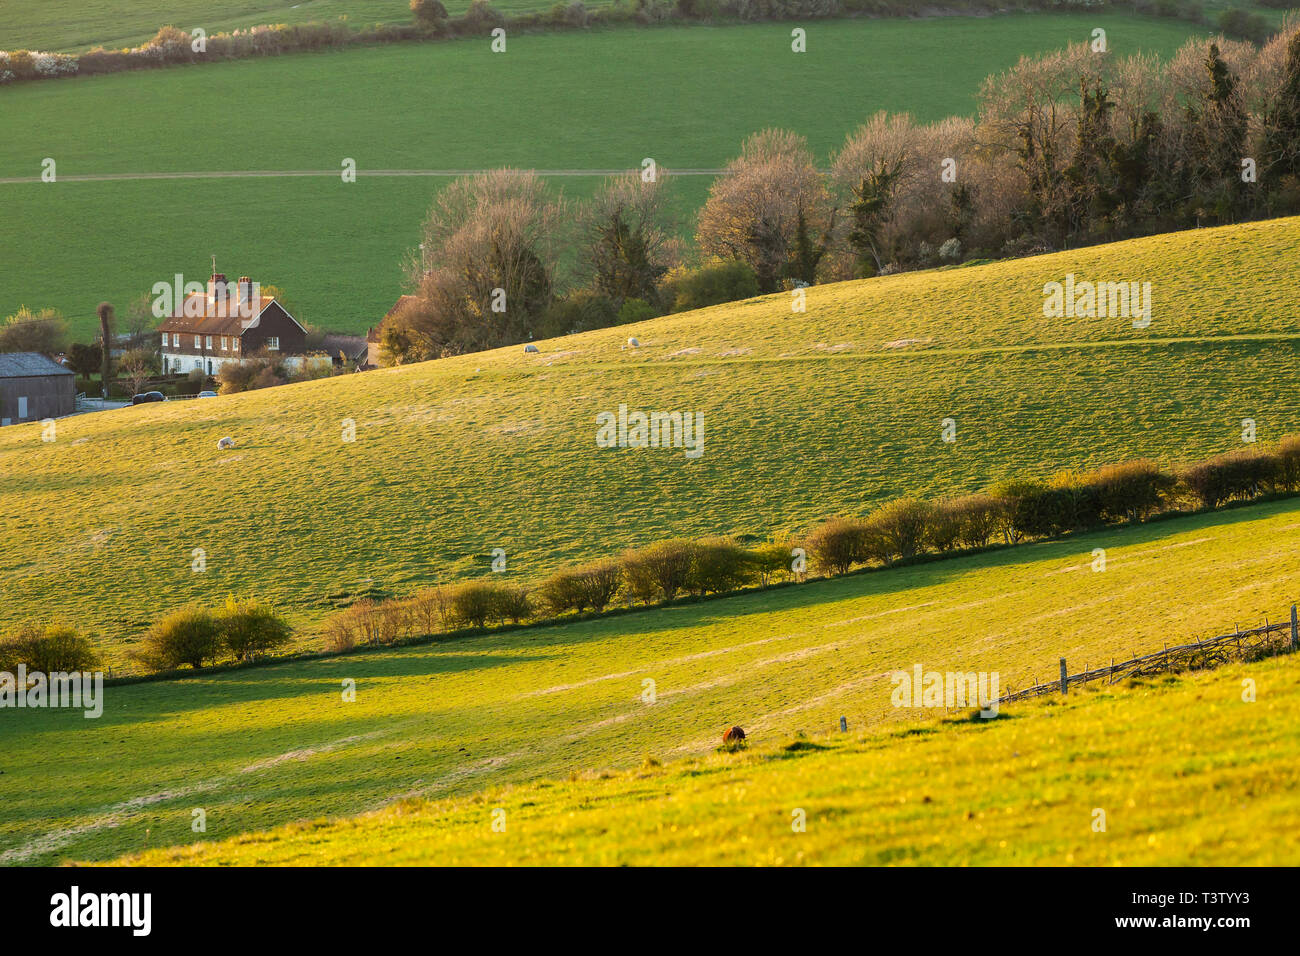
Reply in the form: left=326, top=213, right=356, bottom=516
left=232, top=339, right=239, bottom=352
left=161, top=332, right=168, bottom=348
left=194, top=335, right=201, bottom=349
left=17, top=397, right=28, bottom=419
left=267, top=336, right=280, bottom=351
left=205, top=335, right=213, bottom=350
left=172, top=333, right=180, bottom=348
left=221, top=337, right=228, bottom=351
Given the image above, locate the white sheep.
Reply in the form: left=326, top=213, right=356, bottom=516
left=217, top=437, right=235, bottom=450
left=524, top=344, right=539, bottom=353
left=627, top=337, right=640, bottom=348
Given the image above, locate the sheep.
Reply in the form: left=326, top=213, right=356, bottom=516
left=722, top=725, right=746, bottom=745
left=627, top=337, right=640, bottom=347
left=217, top=437, right=235, bottom=450
left=524, top=344, right=539, bottom=353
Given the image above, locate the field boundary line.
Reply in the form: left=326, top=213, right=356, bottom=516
left=0, top=168, right=727, bottom=185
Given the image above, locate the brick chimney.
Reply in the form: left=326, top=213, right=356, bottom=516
left=238, top=276, right=252, bottom=304
left=208, top=272, right=227, bottom=302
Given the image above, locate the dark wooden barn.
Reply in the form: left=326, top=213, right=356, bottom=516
left=0, top=352, right=76, bottom=426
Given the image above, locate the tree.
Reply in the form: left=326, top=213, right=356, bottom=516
left=0, top=307, right=68, bottom=355
left=384, top=170, right=563, bottom=363
left=135, top=606, right=221, bottom=670
left=66, top=342, right=103, bottom=378
left=118, top=347, right=156, bottom=396
left=846, top=165, right=901, bottom=276
left=96, top=302, right=114, bottom=398
left=1262, top=30, right=1300, bottom=196
left=581, top=172, right=674, bottom=306
left=411, top=0, right=449, bottom=28
left=696, top=130, right=832, bottom=293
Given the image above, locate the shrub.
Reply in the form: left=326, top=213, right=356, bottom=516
left=136, top=606, right=222, bottom=670
left=447, top=580, right=506, bottom=632
left=217, top=597, right=293, bottom=661
left=1275, top=435, right=1300, bottom=492
left=621, top=539, right=697, bottom=603
left=616, top=298, right=659, bottom=325
left=926, top=499, right=966, bottom=553
left=688, top=538, right=755, bottom=594
left=1180, top=449, right=1277, bottom=509
left=412, top=0, right=450, bottom=28
left=866, top=498, right=934, bottom=561
left=322, top=616, right=357, bottom=653
left=1085, top=459, right=1174, bottom=523
left=409, top=586, right=454, bottom=635
left=667, top=260, right=760, bottom=312
left=537, top=567, right=588, bottom=615
left=0, top=624, right=99, bottom=673
left=538, top=290, right=618, bottom=337
left=804, top=517, right=871, bottom=575
left=946, top=494, right=1001, bottom=549
left=747, top=540, right=793, bottom=585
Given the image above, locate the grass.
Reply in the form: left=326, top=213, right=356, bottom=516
left=0, top=0, right=576, bottom=53
left=109, top=652, right=1300, bottom=866
left=0, top=14, right=1211, bottom=336
left=2, top=216, right=1299, bottom=662
left=3, top=489, right=1300, bottom=865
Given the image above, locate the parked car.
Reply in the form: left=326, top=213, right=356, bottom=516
left=131, top=391, right=166, bottom=405
left=197, top=390, right=218, bottom=398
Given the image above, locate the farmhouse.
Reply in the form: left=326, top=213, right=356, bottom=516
left=157, top=273, right=310, bottom=376
left=0, top=352, right=76, bottom=426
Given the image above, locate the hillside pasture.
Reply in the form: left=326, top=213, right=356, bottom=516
left=1, top=493, right=1299, bottom=864
left=111, top=652, right=1300, bottom=866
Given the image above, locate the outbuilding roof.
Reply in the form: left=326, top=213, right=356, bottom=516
left=0, top=352, right=75, bottom=378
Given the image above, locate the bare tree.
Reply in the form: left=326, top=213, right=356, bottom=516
left=580, top=171, right=676, bottom=307
left=696, top=129, right=832, bottom=293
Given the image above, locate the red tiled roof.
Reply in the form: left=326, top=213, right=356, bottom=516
left=158, top=294, right=276, bottom=336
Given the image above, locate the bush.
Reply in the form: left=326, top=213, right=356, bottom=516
left=136, top=606, right=222, bottom=670
left=409, top=586, right=454, bottom=635
left=668, top=260, right=760, bottom=312
left=748, top=540, right=793, bottom=585
left=621, top=539, right=697, bottom=603
left=447, top=580, right=526, bottom=628
left=217, top=597, right=293, bottom=661
left=1085, top=459, right=1174, bottom=523
left=538, top=290, right=618, bottom=337
left=616, top=298, right=659, bottom=325
left=866, top=498, right=934, bottom=561
left=688, top=538, right=755, bottom=594
left=0, top=624, right=99, bottom=673
left=1179, top=449, right=1277, bottom=509
left=412, top=0, right=450, bottom=27
left=1275, top=435, right=1300, bottom=492
left=804, top=517, right=871, bottom=575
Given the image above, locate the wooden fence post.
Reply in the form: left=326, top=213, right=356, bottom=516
left=1059, top=658, right=1068, bottom=695
left=1291, top=604, right=1298, bottom=651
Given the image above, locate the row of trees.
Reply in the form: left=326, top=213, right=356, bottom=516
left=318, top=433, right=1300, bottom=649
left=378, top=25, right=1300, bottom=364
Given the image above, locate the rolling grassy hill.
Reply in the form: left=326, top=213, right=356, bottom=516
left=0, top=14, right=1210, bottom=335
left=2, top=460, right=1300, bottom=865
left=1, top=216, right=1298, bottom=663
left=111, top=652, right=1300, bottom=866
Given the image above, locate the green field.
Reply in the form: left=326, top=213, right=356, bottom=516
left=0, top=0, right=567, bottom=53
left=0, top=14, right=1210, bottom=337
left=2, top=216, right=1298, bottom=663
left=2, top=490, right=1299, bottom=865
left=114, top=652, right=1300, bottom=866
